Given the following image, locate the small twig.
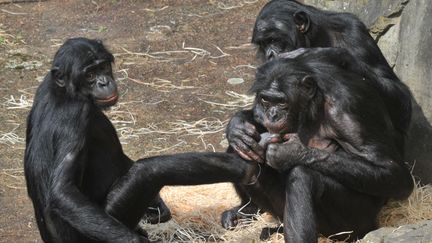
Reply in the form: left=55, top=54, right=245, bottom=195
left=1, top=8, right=27, bottom=14
left=0, top=0, right=45, bottom=5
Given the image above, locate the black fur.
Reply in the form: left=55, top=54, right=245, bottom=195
left=24, top=38, right=169, bottom=243
left=223, top=48, right=413, bottom=242
left=24, top=37, right=259, bottom=242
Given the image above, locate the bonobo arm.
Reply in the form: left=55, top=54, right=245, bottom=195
left=266, top=134, right=413, bottom=200
left=105, top=152, right=258, bottom=228
left=226, top=109, right=266, bottom=162
left=49, top=152, right=146, bottom=243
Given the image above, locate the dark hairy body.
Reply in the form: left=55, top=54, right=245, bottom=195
left=223, top=1, right=414, bottom=240
left=228, top=0, right=412, bottom=163
left=24, top=38, right=259, bottom=242
left=223, top=48, right=413, bottom=242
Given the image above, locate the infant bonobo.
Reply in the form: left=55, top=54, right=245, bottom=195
left=225, top=48, right=413, bottom=243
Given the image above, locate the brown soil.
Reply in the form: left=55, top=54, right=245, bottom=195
left=1, top=1, right=430, bottom=243
left=0, top=0, right=265, bottom=242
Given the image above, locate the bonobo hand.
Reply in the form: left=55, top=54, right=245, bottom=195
left=266, top=134, right=330, bottom=171
left=266, top=134, right=306, bottom=171
left=227, top=113, right=264, bottom=162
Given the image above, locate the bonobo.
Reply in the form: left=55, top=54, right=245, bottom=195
left=227, top=0, right=412, bottom=163
left=24, top=38, right=259, bottom=242
left=24, top=38, right=173, bottom=242
left=223, top=48, right=413, bottom=242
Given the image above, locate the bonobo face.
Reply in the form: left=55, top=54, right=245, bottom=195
left=83, top=61, right=118, bottom=108
left=252, top=60, right=317, bottom=135
left=252, top=1, right=310, bottom=61
left=50, top=38, right=118, bottom=108
left=255, top=83, right=291, bottom=134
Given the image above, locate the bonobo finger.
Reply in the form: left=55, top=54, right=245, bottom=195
left=259, top=133, right=281, bottom=148
left=231, top=142, right=253, bottom=161
left=242, top=134, right=259, bottom=147
left=243, top=122, right=260, bottom=140
left=246, top=150, right=264, bottom=163
left=232, top=139, right=264, bottom=163
left=236, top=148, right=253, bottom=161
left=283, top=133, right=299, bottom=141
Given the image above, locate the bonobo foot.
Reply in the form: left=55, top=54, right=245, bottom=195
left=221, top=204, right=260, bottom=229
left=260, top=226, right=283, bottom=241
left=141, top=195, right=172, bottom=224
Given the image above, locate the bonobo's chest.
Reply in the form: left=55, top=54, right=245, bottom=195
left=80, top=112, right=132, bottom=203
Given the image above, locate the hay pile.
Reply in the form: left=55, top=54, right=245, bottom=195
left=139, top=182, right=432, bottom=242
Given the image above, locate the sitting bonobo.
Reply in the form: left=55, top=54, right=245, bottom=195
left=24, top=37, right=258, bottom=243
left=225, top=48, right=413, bottom=243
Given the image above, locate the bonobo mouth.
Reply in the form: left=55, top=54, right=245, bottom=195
left=263, top=118, right=290, bottom=135
left=95, top=93, right=119, bottom=107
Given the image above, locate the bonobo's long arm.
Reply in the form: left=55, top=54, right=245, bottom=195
left=266, top=134, right=413, bottom=200
left=105, top=152, right=257, bottom=228
left=49, top=152, right=144, bottom=243
left=226, top=109, right=267, bottom=162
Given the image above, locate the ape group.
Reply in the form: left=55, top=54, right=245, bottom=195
left=24, top=1, right=413, bottom=243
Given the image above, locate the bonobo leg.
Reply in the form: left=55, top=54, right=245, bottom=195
left=105, top=152, right=258, bottom=228
left=284, top=166, right=385, bottom=243
left=142, top=194, right=172, bottom=224
left=222, top=165, right=285, bottom=229
left=221, top=184, right=261, bottom=229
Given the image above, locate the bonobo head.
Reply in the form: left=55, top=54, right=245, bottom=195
left=252, top=0, right=314, bottom=61
left=251, top=63, right=319, bottom=135
left=251, top=47, right=358, bottom=135
left=50, top=37, right=118, bottom=108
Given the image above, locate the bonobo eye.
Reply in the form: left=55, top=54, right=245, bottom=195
left=261, top=97, right=270, bottom=106
left=277, top=103, right=288, bottom=109
left=86, top=72, right=96, bottom=82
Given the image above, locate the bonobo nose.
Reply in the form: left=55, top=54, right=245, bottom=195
left=266, top=49, right=277, bottom=60
left=268, top=107, right=282, bottom=122
left=96, top=77, right=110, bottom=87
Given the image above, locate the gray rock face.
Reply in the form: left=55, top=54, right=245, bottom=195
left=304, top=0, right=408, bottom=27
left=303, top=0, right=432, bottom=185
left=360, top=220, right=432, bottom=243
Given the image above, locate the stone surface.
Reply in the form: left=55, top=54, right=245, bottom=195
left=303, top=0, right=408, bottom=27
left=397, top=0, right=432, bottom=185
left=360, top=220, right=432, bottom=243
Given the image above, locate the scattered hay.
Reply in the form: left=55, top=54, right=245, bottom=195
left=199, top=91, right=254, bottom=110
left=115, top=42, right=230, bottom=64
left=129, top=77, right=195, bottom=93
left=114, top=117, right=227, bottom=149
left=379, top=181, right=432, bottom=227
left=0, top=168, right=25, bottom=190
left=0, top=24, right=24, bottom=47
left=142, top=6, right=169, bottom=12
left=225, top=43, right=254, bottom=50
left=0, top=126, right=24, bottom=145
left=3, top=94, right=33, bottom=109
left=138, top=180, right=432, bottom=242
left=216, top=0, right=260, bottom=10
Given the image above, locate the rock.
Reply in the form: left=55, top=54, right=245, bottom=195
left=303, top=0, right=408, bottom=27
left=396, top=0, right=432, bottom=185
left=227, top=77, right=245, bottom=85
left=360, top=220, right=432, bottom=243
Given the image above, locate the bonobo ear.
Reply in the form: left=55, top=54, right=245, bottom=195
left=293, top=11, right=310, bottom=33
left=51, top=67, right=65, bottom=87
left=299, top=75, right=317, bottom=98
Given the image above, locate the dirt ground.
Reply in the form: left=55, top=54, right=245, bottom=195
left=0, top=1, right=430, bottom=243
